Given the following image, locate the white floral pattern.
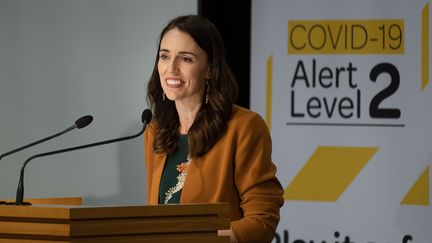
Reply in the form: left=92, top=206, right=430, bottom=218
left=163, top=155, right=191, bottom=204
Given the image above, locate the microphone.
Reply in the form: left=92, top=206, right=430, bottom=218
left=9, top=109, right=152, bottom=206
left=0, top=115, right=93, bottom=160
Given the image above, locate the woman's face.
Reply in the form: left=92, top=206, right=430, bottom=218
left=158, top=28, right=210, bottom=106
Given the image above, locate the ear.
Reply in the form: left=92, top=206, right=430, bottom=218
left=205, top=66, right=211, bottom=80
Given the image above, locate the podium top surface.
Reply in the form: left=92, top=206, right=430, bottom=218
left=0, top=203, right=230, bottom=220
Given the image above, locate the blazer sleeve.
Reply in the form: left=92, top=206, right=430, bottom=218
left=230, top=112, right=284, bottom=243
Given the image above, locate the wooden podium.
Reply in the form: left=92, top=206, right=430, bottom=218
left=0, top=198, right=230, bottom=243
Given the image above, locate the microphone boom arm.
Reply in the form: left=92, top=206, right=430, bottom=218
left=0, top=126, right=76, bottom=160
left=0, top=115, right=92, bottom=161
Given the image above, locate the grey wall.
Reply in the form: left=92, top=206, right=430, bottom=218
left=0, top=0, right=197, bottom=205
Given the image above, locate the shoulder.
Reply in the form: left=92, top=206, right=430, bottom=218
left=226, top=105, right=270, bottom=141
left=229, top=105, right=268, bottom=130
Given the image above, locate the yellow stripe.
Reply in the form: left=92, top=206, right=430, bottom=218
left=401, top=166, right=430, bottom=206
left=265, top=55, right=273, bottom=130
left=284, top=146, right=378, bottom=202
left=422, top=3, right=429, bottom=90
left=288, top=19, right=404, bottom=54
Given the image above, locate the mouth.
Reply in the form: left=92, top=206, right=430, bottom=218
left=166, top=78, right=184, bottom=88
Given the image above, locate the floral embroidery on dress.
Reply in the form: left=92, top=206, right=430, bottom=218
left=163, top=155, right=191, bottom=204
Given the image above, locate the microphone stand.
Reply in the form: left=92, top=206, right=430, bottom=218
left=9, top=122, right=148, bottom=205
left=0, top=127, right=75, bottom=205
left=0, top=115, right=93, bottom=205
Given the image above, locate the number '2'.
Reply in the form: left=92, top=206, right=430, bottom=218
left=369, top=63, right=401, bottom=119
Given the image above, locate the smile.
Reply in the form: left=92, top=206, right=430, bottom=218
left=166, top=78, right=184, bottom=88
left=167, top=79, right=182, bottom=85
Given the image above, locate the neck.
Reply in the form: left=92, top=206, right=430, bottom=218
left=175, top=101, right=202, bottom=134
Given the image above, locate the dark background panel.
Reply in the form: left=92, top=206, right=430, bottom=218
left=199, top=0, right=251, bottom=109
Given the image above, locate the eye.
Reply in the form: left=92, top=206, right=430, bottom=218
left=159, top=53, right=169, bottom=60
left=180, top=56, right=193, bottom=63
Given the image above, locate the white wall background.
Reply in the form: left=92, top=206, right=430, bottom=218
left=0, top=0, right=197, bottom=205
left=251, top=1, right=432, bottom=242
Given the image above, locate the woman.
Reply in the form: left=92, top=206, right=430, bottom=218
left=145, top=15, right=284, bottom=243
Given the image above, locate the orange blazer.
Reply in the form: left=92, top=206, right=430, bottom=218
left=144, top=105, right=284, bottom=243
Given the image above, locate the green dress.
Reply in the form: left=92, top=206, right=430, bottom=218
left=158, top=135, right=190, bottom=204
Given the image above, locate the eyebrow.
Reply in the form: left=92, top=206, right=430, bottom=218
left=159, top=49, right=198, bottom=57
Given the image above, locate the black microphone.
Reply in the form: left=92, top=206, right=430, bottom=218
left=9, top=109, right=152, bottom=206
left=0, top=115, right=93, bottom=160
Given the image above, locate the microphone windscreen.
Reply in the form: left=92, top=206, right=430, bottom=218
left=141, top=109, right=152, bottom=124
left=75, top=115, right=93, bottom=129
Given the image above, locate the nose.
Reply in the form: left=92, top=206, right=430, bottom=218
left=168, top=59, right=179, bottom=73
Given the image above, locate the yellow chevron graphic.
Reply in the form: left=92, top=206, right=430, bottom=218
left=266, top=55, right=273, bottom=130
left=421, top=3, right=429, bottom=90
left=401, top=166, right=430, bottom=206
left=284, top=146, right=378, bottom=202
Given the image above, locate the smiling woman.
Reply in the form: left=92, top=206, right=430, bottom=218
left=158, top=28, right=210, bottom=122
left=145, top=15, right=284, bottom=243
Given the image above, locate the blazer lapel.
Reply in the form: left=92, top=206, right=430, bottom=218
left=149, top=152, right=167, bottom=204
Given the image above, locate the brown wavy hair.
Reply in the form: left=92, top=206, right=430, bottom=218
left=146, top=15, right=238, bottom=157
